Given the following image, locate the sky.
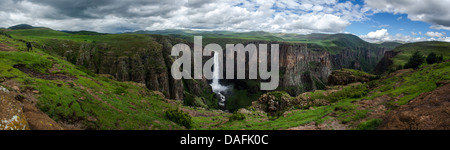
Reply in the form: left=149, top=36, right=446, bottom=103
left=0, top=0, right=449, bottom=43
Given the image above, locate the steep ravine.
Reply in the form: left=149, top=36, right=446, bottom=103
left=34, top=35, right=390, bottom=111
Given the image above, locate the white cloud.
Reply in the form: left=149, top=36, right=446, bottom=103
left=365, top=0, right=450, bottom=31
left=361, top=29, right=450, bottom=43
left=425, top=31, right=445, bottom=37
left=363, top=28, right=389, bottom=39
left=0, top=0, right=373, bottom=34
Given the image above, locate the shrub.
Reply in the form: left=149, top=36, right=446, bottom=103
left=357, top=118, right=382, bottom=130
left=114, top=86, right=127, bottom=95
left=229, top=112, right=246, bottom=121
left=404, top=51, right=424, bottom=69
left=165, top=109, right=192, bottom=129
left=326, top=84, right=368, bottom=103
left=426, top=52, right=438, bottom=64
left=396, top=65, right=403, bottom=71
left=438, top=55, right=444, bottom=62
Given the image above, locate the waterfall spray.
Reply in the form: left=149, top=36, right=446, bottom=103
left=210, top=52, right=227, bottom=108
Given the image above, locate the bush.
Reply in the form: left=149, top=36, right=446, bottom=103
left=165, top=109, right=192, bottom=129
left=114, top=86, right=127, bottom=95
left=404, top=51, right=424, bottom=69
left=438, top=55, right=444, bottom=62
left=229, top=112, right=246, bottom=121
left=326, top=84, right=368, bottom=102
left=357, top=118, right=382, bottom=130
left=396, top=65, right=403, bottom=71
left=426, top=52, right=438, bottom=64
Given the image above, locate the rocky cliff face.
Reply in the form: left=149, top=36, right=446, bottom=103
left=278, top=43, right=332, bottom=95
left=374, top=50, right=399, bottom=74
left=277, top=43, right=387, bottom=96
left=38, top=35, right=212, bottom=101
left=216, top=41, right=388, bottom=97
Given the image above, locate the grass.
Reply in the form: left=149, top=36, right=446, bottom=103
left=0, top=34, right=185, bottom=130
left=391, top=41, right=450, bottom=69
left=371, top=61, right=450, bottom=106
left=357, top=118, right=382, bottom=130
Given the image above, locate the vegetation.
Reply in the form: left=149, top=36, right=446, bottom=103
left=229, top=112, right=246, bottom=121
left=391, top=41, right=450, bottom=69
left=426, top=52, right=438, bottom=64
left=404, top=51, right=425, bottom=69
left=0, top=33, right=185, bottom=129
left=165, top=109, right=193, bottom=129
left=357, top=119, right=382, bottom=130
left=323, top=84, right=369, bottom=103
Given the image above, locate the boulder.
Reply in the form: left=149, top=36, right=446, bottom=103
left=0, top=88, right=29, bottom=130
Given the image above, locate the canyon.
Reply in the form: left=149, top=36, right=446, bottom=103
left=29, top=31, right=392, bottom=111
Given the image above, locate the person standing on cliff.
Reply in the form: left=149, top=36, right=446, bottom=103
left=26, top=42, right=32, bottom=52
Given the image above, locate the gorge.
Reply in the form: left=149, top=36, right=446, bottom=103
left=5, top=28, right=395, bottom=112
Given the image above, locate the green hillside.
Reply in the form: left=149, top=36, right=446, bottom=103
left=134, top=29, right=381, bottom=53
left=390, top=41, right=450, bottom=69
left=0, top=32, right=191, bottom=130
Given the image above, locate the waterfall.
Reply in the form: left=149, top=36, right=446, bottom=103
left=210, top=52, right=227, bottom=108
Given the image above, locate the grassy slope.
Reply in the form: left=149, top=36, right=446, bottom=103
left=391, top=41, right=450, bottom=68
left=0, top=32, right=187, bottom=130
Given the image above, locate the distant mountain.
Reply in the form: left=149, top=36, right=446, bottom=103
left=8, top=24, right=35, bottom=30
left=132, top=29, right=379, bottom=51
left=60, top=30, right=107, bottom=35
left=377, top=42, right=403, bottom=49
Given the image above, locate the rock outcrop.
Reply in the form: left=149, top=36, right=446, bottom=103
left=253, top=91, right=292, bottom=116
left=0, top=87, right=29, bottom=130
left=327, top=69, right=377, bottom=86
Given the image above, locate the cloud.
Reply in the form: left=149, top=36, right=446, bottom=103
left=0, top=0, right=372, bottom=33
left=362, top=28, right=390, bottom=40
left=365, top=0, right=450, bottom=30
left=425, top=31, right=445, bottom=37
left=371, top=24, right=389, bottom=28
left=360, top=29, right=450, bottom=43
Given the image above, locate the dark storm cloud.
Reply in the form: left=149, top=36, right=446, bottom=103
left=365, top=0, right=450, bottom=30
left=0, top=0, right=383, bottom=34
left=186, top=0, right=214, bottom=7
left=18, top=0, right=185, bottom=19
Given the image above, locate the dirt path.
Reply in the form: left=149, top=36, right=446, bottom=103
left=0, top=43, right=17, bottom=51
left=13, top=64, right=76, bottom=81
